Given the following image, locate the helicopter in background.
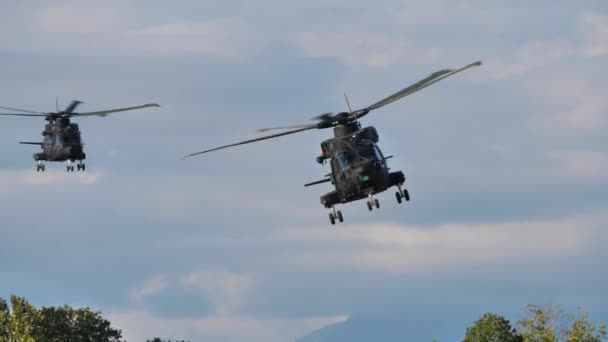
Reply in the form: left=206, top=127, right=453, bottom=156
left=0, top=100, right=160, bottom=172
left=185, top=61, right=481, bottom=224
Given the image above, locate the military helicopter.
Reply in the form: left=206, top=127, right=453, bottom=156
left=185, top=61, right=481, bottom=224
left=0, top=100, right=160, bottom=172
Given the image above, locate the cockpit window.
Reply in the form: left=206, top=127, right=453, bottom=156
left=54, top=134, right=65, bottom=145
left=359, top=143, right=384, bottom=161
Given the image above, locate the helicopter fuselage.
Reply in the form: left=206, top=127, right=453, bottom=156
left=34, top=119, right=86, bottom=162
left=314, top=123, right=406, bottom=209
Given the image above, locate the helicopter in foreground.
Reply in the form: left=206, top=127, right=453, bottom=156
left=0, top=101, right=160, bottom=172
left=185, top=61, right=481, bottom=224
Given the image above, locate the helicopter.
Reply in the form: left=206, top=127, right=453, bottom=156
left=0, top=100, right=160, bottom=172
left=185, top=60, right=481, bottom=224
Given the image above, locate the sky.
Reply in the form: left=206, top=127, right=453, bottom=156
left=1, top=0, right=607, bottom=341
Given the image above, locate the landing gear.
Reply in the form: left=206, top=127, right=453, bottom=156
left=328, top=207, right=344, bottom=225
left=76, top=162, right=86, bottom=171
left=395, top=184, right=410, bottom=204
left=367, top=193, right=380, bottom=211
left=36, top=163, right=45, bottom=172
left=66, top=165, right=75, bottom=172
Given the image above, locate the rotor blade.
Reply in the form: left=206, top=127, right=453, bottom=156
left=256, top=112, right=334, bottom=132
left=65, top=100, right=84, bottom=113
left=0, top=112, right=48, bottom=117
left=19, top=142, right=43, bottom=145
left=75, top=103, right=160, bottom=117
left=184, top=125, right=317, bottom=159
left=357, top=60, right=482, bottom=116
left=257, top=124, right=315, bottom=132
left=0, top=106, right=44, bottom=114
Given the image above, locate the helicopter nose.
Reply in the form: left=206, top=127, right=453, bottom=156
left=356, top=164, right=373, bottom=182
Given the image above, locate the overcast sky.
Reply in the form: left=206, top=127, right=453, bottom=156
left=1, top=1, right=607, bottom=341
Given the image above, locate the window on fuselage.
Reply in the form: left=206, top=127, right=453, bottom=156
left=54, top=134, right=67, bottom=146
left=359, top=143, right=384, bottom=161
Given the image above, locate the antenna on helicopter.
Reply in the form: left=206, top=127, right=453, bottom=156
left=344, top=93, right=353, bottom=112
left=55, top=97, right=59, bottom=112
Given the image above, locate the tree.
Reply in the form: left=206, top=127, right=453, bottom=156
left=9, top=295, right=39, bottom=342
left=516, top=304, right=559, bottom=342
left=0, top=295, right=124, bottom=342
left=564, top=310, right=606, bottom=342
left=0, top=298, right=9, bottom=341
left=515, top=304, right=607, bottom=342
left=464, top=312, right=523, bottom=342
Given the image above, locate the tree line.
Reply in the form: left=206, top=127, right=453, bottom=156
left=0, top=295, right=188, bottom=342
left=2, top=294, right=605, bottom=341
left=463, top=304, right=607, bottom=342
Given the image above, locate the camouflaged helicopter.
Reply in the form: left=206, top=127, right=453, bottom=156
left=185, top=61, right=481, bottom=224
left=0, top=100, right=159, bottom=172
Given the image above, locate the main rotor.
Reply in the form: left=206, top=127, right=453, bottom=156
left=0, top=100, right=160, bottom=122
left=184, top=60, right=482, bottom=158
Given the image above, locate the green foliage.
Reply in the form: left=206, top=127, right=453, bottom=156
left=564, top=311, right=607, bottom=342
left=9, top=295, right=39, bottom=342
left=0, top=298, right=9, bottom=341
left=516, top=304, right=559, bottom=342
left=515, top=305, right=607, bottom=342
left=464, top=312, right=523, bottom=342
left=0, top=295, right=123, bottom=342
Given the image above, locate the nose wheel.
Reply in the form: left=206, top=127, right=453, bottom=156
left=328, top=207, right=344, bottom=225
left=36, top=163, right=45, bottom=172
left=367, top=194, right=380, bottom=211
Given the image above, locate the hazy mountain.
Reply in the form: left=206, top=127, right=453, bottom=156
left=297, top=314, right=465, bottom=342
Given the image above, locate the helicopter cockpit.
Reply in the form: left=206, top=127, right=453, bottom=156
left=358, top=140, right=384, bottom=161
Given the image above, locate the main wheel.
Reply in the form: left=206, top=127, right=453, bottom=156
left=374, top=198, right=380, bottom=209
left=395, top=192, right=402, bottom=203
left=36, top=166, right=40, bottom=172
left=329, top=213, right=336, bottom=225
left=41, top=165, right=45, bottom=172
left=82, top=164, right=86, bottom=171
left=367, top=201, right=373, bottom=211
left=337, top=210, right=343, bottom=223
left=403, top=189, right=410, bottom=201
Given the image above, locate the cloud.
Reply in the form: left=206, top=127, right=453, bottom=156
left=128, top=19, right=259, bottom=59
left=583, top=13, right=608, bottom=56
left=294, top=31, right=413, bottom=68
left=182, top=270, right=255, bottom=315
left=273, top=214, right=601, bottom=273
left=483, top=40, right=574, bottom=80
left=36, top=0, right=128, bottom=34
left=550, top=150, right=608, bottom=181
left=0, top=169, right=104, bottom=192
left=528, top=75, right=607, bottom=133
left=110, top=309, right=347, bottom=342
left=129, top=275, right=169, bottom=301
